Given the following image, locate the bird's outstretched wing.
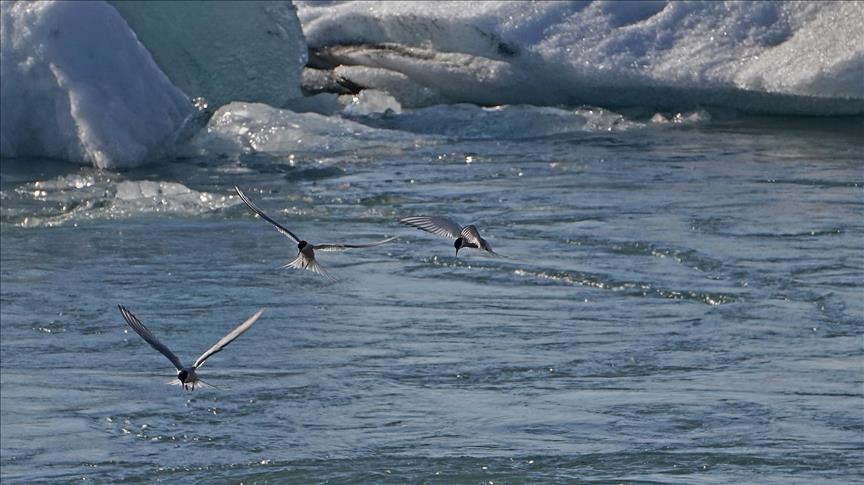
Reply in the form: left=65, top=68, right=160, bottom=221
left=234, top=185, right=301, bottom=243
left=193, top=308, right=265, bottom=369
left=400, top=216, right=462, bottom=239
left=118, top=305, right=184, bottom=371
left=315, top=236, right=398, bottom=252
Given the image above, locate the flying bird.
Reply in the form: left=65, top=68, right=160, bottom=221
left=400, top=216, right=498, bottom=257
left=118, top=305, right=264, bottom=390
left=235, top=185, right=396, bottom=279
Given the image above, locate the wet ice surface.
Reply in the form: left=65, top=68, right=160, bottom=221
left=1, top=116, right=863, bottom=483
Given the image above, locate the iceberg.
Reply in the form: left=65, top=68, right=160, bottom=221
left=341, top=89, right=403, bottom=116
left=297, top=1, right=864, bottom=115
left=0, top=1, right=194, bottom=168
left=356, top=103, right=637, bottom=138
left=185, top=101, right=416, bottom=158
left=1, top=1, right=309, bottom=169
left=108, top=0, right=307, bottom=110
left=14, top=173, right=238, bottom=227
left=2, top=0, right=859, bottom=171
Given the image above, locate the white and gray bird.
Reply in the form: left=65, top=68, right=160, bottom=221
left=235, top=185, right=396, bottom=279
left=118, top=305, right=264, bottom=391
left=400, top=216, right=498, bottom=257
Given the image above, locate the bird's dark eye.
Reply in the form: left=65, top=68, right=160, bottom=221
left=178, top=370, right=188, bottom=382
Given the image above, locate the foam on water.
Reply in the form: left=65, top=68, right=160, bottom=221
left=298, top=1, right=864, bottom=114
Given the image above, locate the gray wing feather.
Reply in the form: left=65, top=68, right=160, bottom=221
left=315, top=236, right=398, bottom=252
left=118, top=305, right=184, bottom=371
left=303, top=258, right=336, bottom=281
left=461, top=225, right=499, bottom=255
left=193, top=308, right=265, bottom=369
left=281, top=254, right=336, bottom=281
left=400, top=216, right=462, bottom=239
left=460, top=225, right=483, bottom=246
left=234, top=185, right=301, bottom=243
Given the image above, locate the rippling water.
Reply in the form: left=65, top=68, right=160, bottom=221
left=1, top=115, right=862, bottom=483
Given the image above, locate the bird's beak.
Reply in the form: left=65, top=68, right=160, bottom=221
left=455, top=247, right=460, bottom=258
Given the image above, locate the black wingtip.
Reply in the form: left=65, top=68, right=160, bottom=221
left=118, top=305, right=134, bottom=321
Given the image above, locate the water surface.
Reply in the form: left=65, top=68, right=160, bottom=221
left=2, top=115, right=862, bottom=483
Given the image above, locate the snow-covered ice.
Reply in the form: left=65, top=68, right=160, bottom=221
left=298, top=1, right=864, bottom=114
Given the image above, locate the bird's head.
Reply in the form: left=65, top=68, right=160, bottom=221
left=297, top=240, right=308, bottom=251
left=177, top=369, right=189, bottom=383
left=454, top=237, right=463, bottom=257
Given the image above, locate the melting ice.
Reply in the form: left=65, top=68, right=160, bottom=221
left=1, top=1, right=862, bottom=169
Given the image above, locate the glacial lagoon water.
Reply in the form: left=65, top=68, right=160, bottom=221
left=2, top=112, right=862, bottom=483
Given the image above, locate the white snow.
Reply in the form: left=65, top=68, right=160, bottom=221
left=332, top=65, right=452, bottom=108
left=297, top=1, right=864, bottom=114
